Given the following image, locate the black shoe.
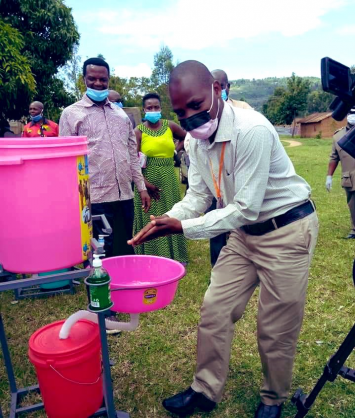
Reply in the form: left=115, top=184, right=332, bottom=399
left=254, top=402, right=283, bottom=418
left=345, top=233, right=355, bottom=239
left=162, top=387, right=216, bottom=416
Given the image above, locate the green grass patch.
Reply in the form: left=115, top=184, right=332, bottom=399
left=1, top=136, right=355, bottom=417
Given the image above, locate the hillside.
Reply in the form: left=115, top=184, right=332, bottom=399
left=229, top=76, right=321, bottom=111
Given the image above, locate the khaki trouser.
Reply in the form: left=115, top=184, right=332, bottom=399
left=345, top=189, right=355, bottom=234
left=191, top=212, right=319, bottom=405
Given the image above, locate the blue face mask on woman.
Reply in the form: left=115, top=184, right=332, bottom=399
left=221, top=89, right=228, bottom=101
left=86, top=87, right=109, bottom=102
left=31, top=114, right=42, bottom=122
left=145, top=112, right=161, bottom=124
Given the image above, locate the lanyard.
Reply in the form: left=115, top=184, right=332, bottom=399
left=208, top=142, right=226, bottom=201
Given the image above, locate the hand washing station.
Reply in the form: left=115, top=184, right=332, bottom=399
left=27, top=255, right=185, bottom=418
left=0, top=135, right=186, bottom=417
left=1, top=254, right=185, bottom=418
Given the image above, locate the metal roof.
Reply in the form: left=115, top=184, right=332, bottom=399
left=298, top=112, right=332, bottom=124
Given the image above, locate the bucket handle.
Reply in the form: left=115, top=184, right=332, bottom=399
left=50, top=364, right=102, bottom=385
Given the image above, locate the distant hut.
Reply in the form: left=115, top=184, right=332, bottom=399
left=298, top=112, right=347, bottom=138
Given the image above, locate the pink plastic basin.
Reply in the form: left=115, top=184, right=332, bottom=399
left=103, top=255, right=186, bottom=313
left=0, top=136, right=91, bottom=273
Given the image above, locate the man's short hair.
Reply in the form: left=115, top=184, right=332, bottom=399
left=83, top=57, right=110, bottom=76
left=142, top=93, right=161, bottom=107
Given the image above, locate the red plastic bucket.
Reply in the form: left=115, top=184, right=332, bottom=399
left=28, top=319, right=103, bottom=418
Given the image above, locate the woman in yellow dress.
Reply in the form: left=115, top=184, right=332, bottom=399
left=134, top=93, right=188, bottom=263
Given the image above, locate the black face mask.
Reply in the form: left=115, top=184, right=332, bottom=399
left=180, top=110, right=211, bottom=132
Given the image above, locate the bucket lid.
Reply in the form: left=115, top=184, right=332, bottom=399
left=29, top=319, right=99, bottom=358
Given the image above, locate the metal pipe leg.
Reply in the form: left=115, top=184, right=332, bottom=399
left=97, top=312, right=118, bottom=418
left=0, top=314, right=17, bottom=394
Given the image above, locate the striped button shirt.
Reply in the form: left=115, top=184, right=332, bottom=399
left=59, top=94, right=146, bottom=204
left=166, top=102, right=311, bottom=240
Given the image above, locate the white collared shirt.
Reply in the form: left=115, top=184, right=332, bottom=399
left=167, top=103, right=311, bottom=240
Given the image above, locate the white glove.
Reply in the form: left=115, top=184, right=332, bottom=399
left=326, top=175, right=332, bottom=192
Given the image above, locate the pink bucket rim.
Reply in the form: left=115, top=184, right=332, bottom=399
left=0, top=136, right=88, bottom=148
left=103, top=255, right=186, bottom=289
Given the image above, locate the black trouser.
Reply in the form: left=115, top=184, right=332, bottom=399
left=206, top=198, right=228, bottom=267
left=91, top=199, right=135, bottom=258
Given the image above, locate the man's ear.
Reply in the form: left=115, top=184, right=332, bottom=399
left=213, top=80, right=221, bottom=98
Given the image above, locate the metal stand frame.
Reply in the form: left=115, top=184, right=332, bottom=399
left=14, top=279, right=76, bottom=300
left=0, top=214, right=129, bottom=417
left=292, top=323, right=355, bottom=417
left=0, top=272, right=129, bottom=417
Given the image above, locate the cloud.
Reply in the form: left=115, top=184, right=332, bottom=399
left=114, top=63, right=152, bottom=78
left=337, top=24, right=355, bottom=35
left=81, top=0, right=348, bottom=51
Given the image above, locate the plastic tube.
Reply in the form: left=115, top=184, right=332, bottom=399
left=59, top=310, right=140, bottom=339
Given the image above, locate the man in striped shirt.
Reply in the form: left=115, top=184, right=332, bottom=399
left=60, top=58, right=150, bottom=257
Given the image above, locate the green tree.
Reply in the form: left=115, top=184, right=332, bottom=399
left=280, top=73, right=311, bottom=131
left=262, top=86, right=287, bottom=125
left=60, top=44, right=82, bottom=101
left=1, top=0, right=80, bottom=120
left=109, top=75, right=152, bottom=108
left=262, top=74, right=310, bottom=136
left=151, top=45, right=174, bottom=85
left=307, top=90, right=333, bottom=113
left=150, top=45, right=175, bottom=119
left=0, top=18, right=36, bottom=121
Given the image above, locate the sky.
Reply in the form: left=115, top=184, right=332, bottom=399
left=66, top=0, right=355, bottom=80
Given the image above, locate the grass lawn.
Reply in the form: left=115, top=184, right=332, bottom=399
left=1, top=136, right=355, bottom=417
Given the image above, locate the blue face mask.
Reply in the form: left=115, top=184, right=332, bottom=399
left=31, top=114, right=42, bottom=122
left=114, top=102, right=123, bottom=108
left=145, top=112, right=161, bottom=124
left=86, top=87, right=109, bottom=102
left=221, top=89, right=228, bottom=101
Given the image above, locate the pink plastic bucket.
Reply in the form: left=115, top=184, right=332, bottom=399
left=103, top=255, right=186, bottom=313
left=0, top=137, right=92, bottom=273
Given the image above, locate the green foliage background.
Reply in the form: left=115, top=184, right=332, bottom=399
left=0, top=0, right=79, bottom=121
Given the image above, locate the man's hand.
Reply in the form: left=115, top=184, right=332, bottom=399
left=146, top=182, right=161, bottom=201
left=128, top=215, right=182, bottom=246
left=325, top=175, right=332, bottom=192
left=139, top=190, right=151, bottom=212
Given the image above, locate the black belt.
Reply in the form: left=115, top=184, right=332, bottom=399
left=241, top=201, right=315, bottom=236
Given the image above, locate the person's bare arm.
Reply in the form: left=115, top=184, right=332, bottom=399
left=327, top=160, right=339, bottom=176
left=169, top=121, right=186, bottom=152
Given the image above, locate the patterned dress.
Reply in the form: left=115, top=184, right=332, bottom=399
left=134, top=120, right=188, bottom=263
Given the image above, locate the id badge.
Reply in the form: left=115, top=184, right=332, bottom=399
left=217, top=197, right=224, bottom=209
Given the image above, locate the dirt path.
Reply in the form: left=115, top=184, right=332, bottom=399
left=281, top=139, right=302, bottom=147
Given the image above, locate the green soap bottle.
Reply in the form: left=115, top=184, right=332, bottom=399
left=87, top=254, right=112, bottom=311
